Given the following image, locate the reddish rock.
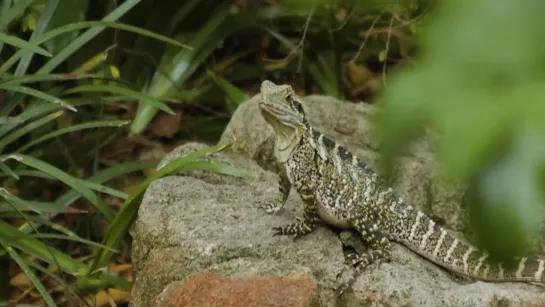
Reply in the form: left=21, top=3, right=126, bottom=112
left=160, top=272, right=319, bottom=307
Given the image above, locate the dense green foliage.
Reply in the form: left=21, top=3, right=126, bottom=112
left=0, top=0, right=258, bottom=305
left=1, top=0, right=544, bottom=305
left=377, top=0, right=545, bottom=261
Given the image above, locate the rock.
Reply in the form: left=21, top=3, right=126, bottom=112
left=130, top=94, right=545, bottom=306
left=155, top=272, right=319, bottom=307
left=130, top=142, right=342, bottom=307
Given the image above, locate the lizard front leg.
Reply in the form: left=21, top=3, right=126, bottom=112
left=337, top=217, right=392, bottom=295
left=272, top=187, right=320, bottom=239
left=258, top=170, right=291, bottom=215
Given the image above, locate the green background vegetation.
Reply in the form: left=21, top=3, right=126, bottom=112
left=0, top=0, right=543, bottom=305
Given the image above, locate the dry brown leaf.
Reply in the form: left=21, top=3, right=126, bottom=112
left=88, top=288, right=131, bottom=307
left=149, top=112, right=181, bottom=138
left=10, top=272, right=32, bottom=288
left=346, top=61, right=375, bottom=86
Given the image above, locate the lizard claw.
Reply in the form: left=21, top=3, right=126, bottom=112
left=257, top=200, right=282, bottom=215
left=336, top=282, right=352, bottom=297
left=272, top=227, right=284, bottom=236
left=335, top=269, right=356, bottom=297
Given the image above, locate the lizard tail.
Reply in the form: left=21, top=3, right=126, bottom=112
left=397, top=208, right=545, bottom=283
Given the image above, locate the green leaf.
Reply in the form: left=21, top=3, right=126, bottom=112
left=76, top=179, right=128, bottom=200
left=23, top=259, right=84, bottom=304
left=17, top=159, right=160, bottom=235
left=378, top=49, right=386, bottom=62
left=0, top=110, right=64, bottom=150
left=376, top=0, right=545, bottom=259
left=0, top=188, right=65, bottom=213
left=37, top=0, right=142, bottom=74
left=0, top=85, right=76, bottom=111
left=0, top=91, right=92, bottom=140
left=0, top=154, right=115, bottom=221
left=63, top=84, right=174, bottom=115
left=13, top=0, right=60, bottom=77
left=130, top=1, right=232, bottom=134
left=0, top=243, right=56, bottom=307
left=31, top=234, right=118, bottom=253
left=42, top=0, right=88, bottom=55
left=0, top=73, right=97, bottom=87
left=0, top=219, right=130, bottom=290
left=0, top=20, right=192, bottom=74
left=0, top=32, right=52, bottom=57
left=207, top=70, right=247, bottom=113
left=0, top=162, right=18, bottom=180
left=16, top=119, right=130, bottom=153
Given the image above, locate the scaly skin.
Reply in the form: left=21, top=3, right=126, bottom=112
left=257, top=80, right=545, bottom=294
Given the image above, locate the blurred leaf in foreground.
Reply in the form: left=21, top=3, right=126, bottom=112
left=375, top=0, right=545, bottom=261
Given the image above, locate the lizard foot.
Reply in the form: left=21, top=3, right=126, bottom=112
left=335, top=250, right=391, bottom=297
left=256, top=199, right=283, bottom=215
left=272, top=217, right=312, bottom=240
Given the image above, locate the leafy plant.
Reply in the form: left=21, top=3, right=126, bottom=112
left=0, top=0, right=231, bottom=304
left=376, top=0, right=545, bottom=261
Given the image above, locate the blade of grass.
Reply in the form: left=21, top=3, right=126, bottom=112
left=0, top=219, right=131, bottom=290
left=16, top=119, right=129, bottom=153
left=23, top=259, right=88, bottom=306
left=206, top=70, right=247, bottom=113
left=0, top=0, right=14, bottom=55
left=85, top=143, right=254, bottom=275
left=130, top=1, right=232, bottom=134
left=0, top=154, right=115, bottom=221
left=31, top=234, right=118, bottom=253
left=0, top=87, right=92, bottom=138
left=0, top=73, right=97, bottom=87
left=0, top=20, right=192, bottom=75
left=77, top=179, right=128, bottom=199
left=0, top=110, right=64, bottom=150
left=14, top=0, right=59, bottom=77
left=37, top=0, right=142, bottom=74
left=18, top=159, right=160, bottom=235
left=1, top=85, right=77, bottom=111
left=0, top=161, right=18, bottom=180
left=19, top=215, right=79, bottom=236
left=0, top=169, right=53, bottom=179
left=70, top=45, right=112, bottom=75
left=63, top=84, right=174, bottom=115
left=0, top=188, right=63, bottom=213
left=0, top=243, right=56, bottom=307
left=0, top=200, right=65, bottom=213
left=0, top=32, right=52, bottom=57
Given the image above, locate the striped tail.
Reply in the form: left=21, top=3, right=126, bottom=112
left=396, top=207, right=545, bottom=283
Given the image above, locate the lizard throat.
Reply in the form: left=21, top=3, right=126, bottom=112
left=262, top=112, right=303, bottom=161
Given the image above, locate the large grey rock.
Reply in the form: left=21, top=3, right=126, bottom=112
left=130, top=94, right=545, bottom=307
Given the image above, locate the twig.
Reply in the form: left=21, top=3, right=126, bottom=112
left=297, top=6, right=314, bottom=73
left=351, top=9, right=385, bottom=63
left=382, top=14, right=395, bottom=88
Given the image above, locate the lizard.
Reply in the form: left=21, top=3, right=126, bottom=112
left=256, top=79, right=545, bottom=294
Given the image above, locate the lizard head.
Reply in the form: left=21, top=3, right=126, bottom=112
left=259, top=80, right=307, bottom=161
